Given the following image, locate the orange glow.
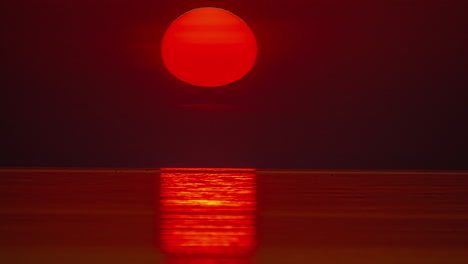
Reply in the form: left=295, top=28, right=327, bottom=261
left=161, top=7, right=257, bottom=87
left=160, top=171, right=257, bottom=260
left=161, top=168, right=256, bottom=172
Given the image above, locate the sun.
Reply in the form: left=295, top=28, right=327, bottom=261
left=161, top=7, right=258, bottom=87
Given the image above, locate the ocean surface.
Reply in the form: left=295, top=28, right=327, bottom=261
left=1, top=168, right=468, bottom=264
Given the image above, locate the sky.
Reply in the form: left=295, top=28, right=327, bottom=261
left=1, top=0, right=467, bottom=169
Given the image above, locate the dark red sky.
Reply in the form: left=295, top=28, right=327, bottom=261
left=1, top=0, right=467, bottom=169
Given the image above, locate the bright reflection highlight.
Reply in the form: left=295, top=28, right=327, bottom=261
left=160, top=170, right=257, bottom=263
left=161, top=168, right=256, bottom=172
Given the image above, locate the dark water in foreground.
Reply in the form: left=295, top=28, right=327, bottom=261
left=1, top=169, right=468, bottom=264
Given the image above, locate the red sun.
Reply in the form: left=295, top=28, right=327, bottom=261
left=161, top=7, right=257, bottom=87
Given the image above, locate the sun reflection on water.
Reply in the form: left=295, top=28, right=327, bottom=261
left=160, top=170, right=257, bottom=263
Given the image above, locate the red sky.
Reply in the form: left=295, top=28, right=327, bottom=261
left=1, top=0, right=467, bottom=169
